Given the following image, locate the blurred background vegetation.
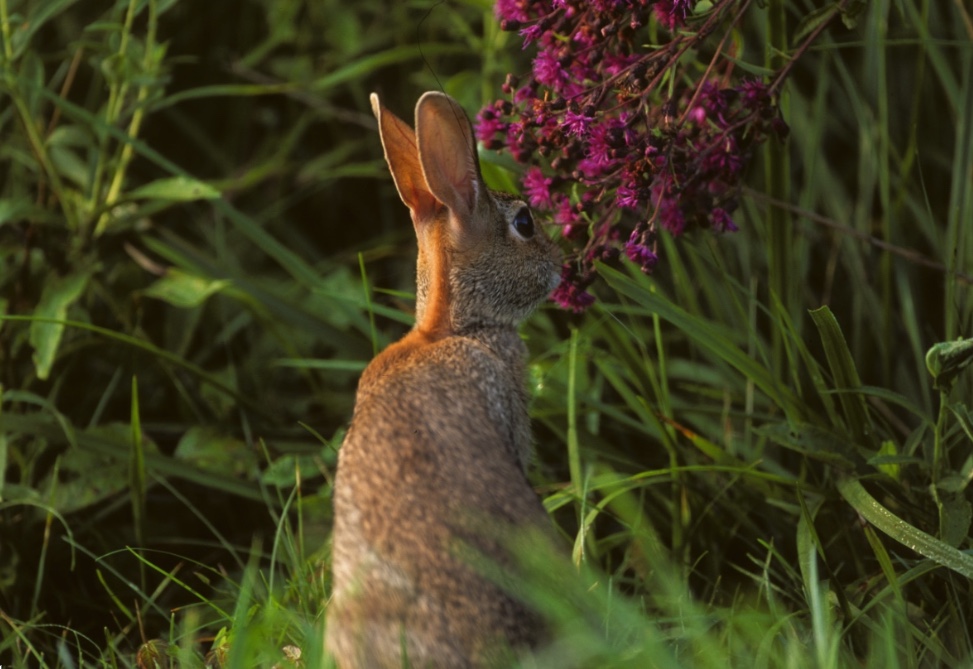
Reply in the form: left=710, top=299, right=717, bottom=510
left=1, top=0, right=971, bottom=666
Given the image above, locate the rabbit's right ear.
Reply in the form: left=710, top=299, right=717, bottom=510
left=413, top=92, right=481, bottom=223
left=370, top=93, right=439, bottom=227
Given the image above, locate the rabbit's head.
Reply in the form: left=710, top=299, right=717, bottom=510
left=370, top=92, right=562, bottom=338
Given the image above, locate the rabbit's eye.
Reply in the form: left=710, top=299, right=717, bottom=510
left=511, top=207, right=535, bottom=239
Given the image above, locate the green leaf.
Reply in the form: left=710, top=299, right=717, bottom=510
left=0, top=198, right=37, bottom=226
left=30, top=270, right=91, bottom=380
left=128, top=176, right=220, bottom=201
left=46, top=124, right=94, bottom=149
left=840, top=0, right=869, bottom=29
left=48, top=144, right=90, bottom=189
left=11, top=0, right=83, bottom=58
left=873, top=440, right=901, bottom=480
left=796, top=492, right=825, bottom=604
left=755, top=422, right=859, bottom=468
left=937, top=472, right=972, bottom=494
left=173, top=427, right=256, bottom=478
left=808, top=306, right=873, bottom=447
left=861, top=523, right=902, bottom=601
left=925, top=338, right=973, bottom=390
left=40, top=424, right=156, bottom=514
left=934, top=488, right=972, bottom=549
left=837, top=477, right=973, bottom=580
left=142, top=269, right=230, bottom=308
left=261, top=453, right=324, bottom=487
left=18, top=49, right=46, bottom=118
left=792, top=3, right=840, bottom=46
left=480, top=153, right=522, bottom=194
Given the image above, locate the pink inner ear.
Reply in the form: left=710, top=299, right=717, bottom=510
left=415, top=93, right=483, bottom=222
left=446, top=166, right=478, bottom=216
left=421, top=139, right=478, bottom=219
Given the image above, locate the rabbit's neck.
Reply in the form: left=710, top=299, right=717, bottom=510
left=463, top=325, right=533, bottom=471
left=460, top=324, right=526, bottom=366
left=414, top=227, right=454, bottom=341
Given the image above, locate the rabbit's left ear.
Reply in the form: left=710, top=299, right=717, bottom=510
left=415, top=92, right=483, bottom=225
left=371, top=93, right=439, bottom=228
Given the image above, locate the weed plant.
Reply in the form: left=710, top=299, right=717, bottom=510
left=0, top=0, right=971, bottom=667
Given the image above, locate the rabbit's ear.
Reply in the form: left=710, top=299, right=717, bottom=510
left=415, top=92, right=483, bottom=226
left=370, top=93, right=439, bottom=226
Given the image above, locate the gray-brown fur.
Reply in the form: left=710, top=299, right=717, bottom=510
left=325, top=92, right=562, bottom=668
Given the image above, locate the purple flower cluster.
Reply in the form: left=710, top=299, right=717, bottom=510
left=481, top=0, right=789, bottom=311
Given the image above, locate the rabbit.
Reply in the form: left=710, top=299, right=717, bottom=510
left=325, top=90, right=563, bottom=669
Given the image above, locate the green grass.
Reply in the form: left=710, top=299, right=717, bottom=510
left=1, top=0, right=972, bottom=667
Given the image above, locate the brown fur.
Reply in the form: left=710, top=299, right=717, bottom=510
left=325, top=92, right=562, bottom=668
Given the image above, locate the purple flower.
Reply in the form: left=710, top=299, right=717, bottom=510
left=697, top=82, right=731, bottom=127
left=603, top=53, right=639, bottom=77
left=576, top=156, right=609, bottom=180
left=738, top=79, right=769, bottom=106
left=701, top=135, right=744, bottom=176
left=711, top=207, right=739, bottom=232
left=652, top=186, right=686, bottom=235
left=513, top=85, right=536, bottom=104
left=770, top=117, right=790, bottom=139
left=586, top=120, right=617, bottom=159
left=523, top=166, right=555, bottom=208
left=572, top=24, right=598, bottom=48
left=563, top=110, right=593, bottom=137
left=551, top=265, right=596, bottom=312
left=660, top=207, right=686, bottom=235
left=654, top=0, right=696, bottom=30
left=506, top=120, right=536, bottom=162
left=495, top=0, right=529, bottom=23
left=624, top=239, right=659, bottom=273
left=475, top=109, right=507, bottom=146
left=616, top=182, right=641, bottom=209
left=688, top=104, right=707, bottom=124
left=555, top=196, right=581, bottom=227
left=574, top=120, right=624, bottom=180
left=520, top=23, right=544, bottom=46
left=608, top=112, right=635, bottom=145
left=479, top=0, right=792, bottom=310
left=533, top=49, right=568, bottom=91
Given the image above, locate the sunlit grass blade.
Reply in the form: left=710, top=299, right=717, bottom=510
left=836, top=476, right=973, bottom=580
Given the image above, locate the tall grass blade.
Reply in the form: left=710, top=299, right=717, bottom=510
left=808, top=306, right=874, bottom=447
left=130, top=376, right=147, bottom=590
left=599, top=263, right=804, bottom=419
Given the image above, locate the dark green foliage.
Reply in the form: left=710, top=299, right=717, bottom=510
left=1, top=0, right=971, bottom=667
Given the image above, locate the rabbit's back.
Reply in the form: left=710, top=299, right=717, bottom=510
left=328, top=333, right=549, bottom=668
